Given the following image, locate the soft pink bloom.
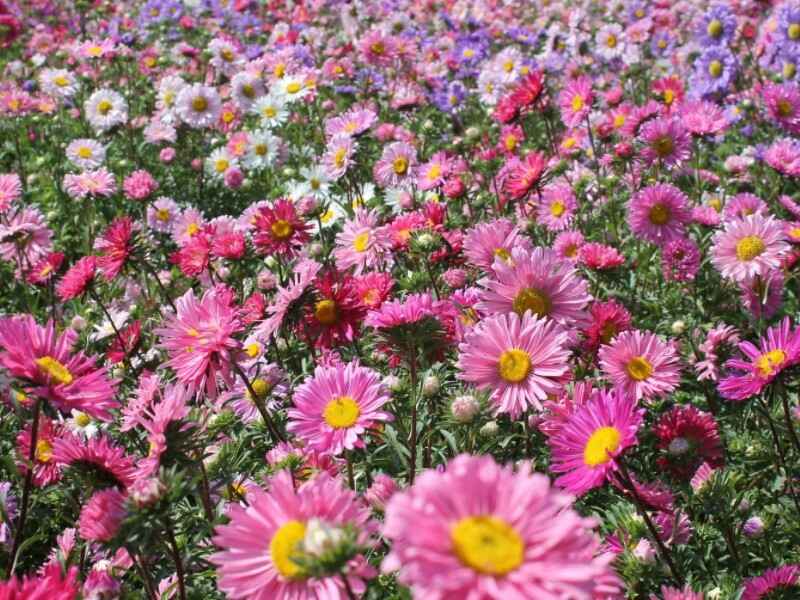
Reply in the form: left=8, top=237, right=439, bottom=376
left=0, top=172, right=22, bottom=212
left=536, top=184, right=577, bottom=231
left=333, top=209, right=393, bottom=274
left=78, top=488, right=127, bottom=542
left=457, top=312, right=571, bottom=418
left=63, top=168, right=116, bottom=199
left=373, top=141, right=417, bottom=188
left=123, top=169, right=158, bottom=201
left=598, top=329, right=681, bottom=401
left=559, top=76, right=593, bottom=127
left=462, top=218, right=531, bottom=270
left=711, top=214, right=789, bottom=282
left=382, top=454, right=616, bottom=599
left=288, top=362, right=392, bottom=455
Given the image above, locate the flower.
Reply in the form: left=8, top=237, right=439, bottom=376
left=628, top=184, right=692, bottom=246
left=462, top=218, right=531, bottom=270
left=253, top=198, right=311, bottom=258
left=584, top=300, right=632, bottom=351
left=373, top=141, right=418, bottom=188
left=0, top=563, right=79, bottom=598
left=84, top=89, right=128, bottom=132
left=147, top=196, right=179, bottom=232
left=63, top=168, right=116, bottom=199
left=94, top=217, right=135, bottom=280
left=661, top=238, right=702, bottom=282
left=598, top=330, right=681, bottom=401
left=536, top=184, right=577, bottom=231
left=382, top=454, right=616, bottom=599
left=457, top=311, right=571, bottom=418
left=220, top=362, right=289, bottom=424
left=692, top=46, right=737, bottom=97
left=66, top=139, right=106, bottom=170
left=56, top=256, right=97, bottom=301
left=155, top=288, right=242, bottom=398
left=78, top=488, right=127, bottom=542
left=697, top=4, right=737, bottom=46
left=502, top=151, right=547, bottom=200
left=302, top=270, right=367, bottom=349
left=255, top=259, right=321, bottom=341
left=0, top=315, right=118, bottom=420
left=639, top=118, right=691, bottom=168
left=16, top=416, right=65, bottom=486
left=718, top=317, right=800, bottom=401
left=741, top=565, right=800, bottom=600
left=122, top=170, right=158, bottom=201
left=711, top=214, right=789, bottom=282
left=559, top=76, right=593, bottom=127
left=52, top=433, right=137, bottom=489
left=333, top=209, right=393, bottom=274
left=287, top=362, right=392, bottom=455
left=477, top=246, right=592, bottom=331
left=0, top=172, right=21, bottom=213
left=175, top=83, right=221, bottom=128
left=653, top=405, right=724, bottom=479
left=211, top=470, right=377, bottom=599
left=548, top=388, right=644, bottom=496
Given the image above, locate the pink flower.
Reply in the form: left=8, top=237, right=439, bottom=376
left=52, top=433, right=137, bottom=489
left=287, top=362, right=392, bottom=455
left=211, top=470, right=377, bottom=599
left=94, top=217, right=135, bottom=280
left=457, top=312, right=571, bottom=418
left=536, top=184, right=577, bottom=231
left=63, top=168, right=116, bottom=199
left=711, top=214, right=789, bottom=282
left=122, top=169, right=158, bottom=201
left=559, top=76, right=593, bottom=127
left=382, top=454, right=616, bottom=599
left=57, top=255, right=97, bottom=301
left=549, top=389, right=644, bottom=496
left=372, top=141, right=417, bottom=188
left=333, top=209, right=393, bottom=274
left=155, top=288, right=242, bottom=398
left=628, top=184, right=691, bottom=246
left=639, top=117, right=691, bottom=167
left=0, top=172, right=22, bottom=212
left=78, top=488, right=127, bottom=542
left=599, top=329, right=681, bottom=401
left=462, top=218, right=531, bottom=270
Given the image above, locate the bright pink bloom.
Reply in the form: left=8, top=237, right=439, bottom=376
left=628, top=184, right=691, bottom=246
left=711, top=214, right=789, bottom=282
left=94, top=217, right=135, bottom=280
left=56, top=256, right=97, bottom=301
left=78, top=488, right=127, bottom=542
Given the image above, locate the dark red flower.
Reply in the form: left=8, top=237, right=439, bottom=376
left=584, top=300, right=632, bottom=351
left=302, top=270, right=366, bottom=349
left=241, top=291, right=266, bottom=326
left=653, top=405, right=724, bottom=479
left=252, top=198, right=310, bottom=257
left=107, top=320, right=141, bottom=365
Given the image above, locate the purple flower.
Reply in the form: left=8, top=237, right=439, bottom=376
left=692, top=47, right=737, bottom=97
left=696, top=4, right=737, bottom=47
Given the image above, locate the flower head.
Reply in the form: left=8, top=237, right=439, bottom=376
left=598, top=330, right=681, bottom=401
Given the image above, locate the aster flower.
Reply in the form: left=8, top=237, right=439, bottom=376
left=255, top=259, right=321, bottom=341
left=692, top=47, right=737, bottom=97
left=723, top=193, right=768, bottom=222
left=94, top=217, right=135, bottom=280
left=16, top=416, right=65, bottom=487
left=0, top=172, right=21, bottom=213
left=477, top=246, right=592, bottom=331
left=680, top=99, right=728, bottom=136
left=740, top=273, right=784, bottom=319
left=146, top=196, right=180, bottom=233
left=741, top=565, right=800, bottom=600
left=56, top=255, right=97, bottom=301
left=0, top=315, right=118, bottom=420
left=63, top=168, right=116, bottom=199
left=230, top=71, right=264, bottom=111
left=764, top=137, right=800, bottom=177
left=52, top=433, right=137, bottom=489
left=462, top=218, right=531, bottom=270
left=502, top=151, right=547, bottom=200
left=654, top=405, right=724, bottom=479
left=325, top=108, right=377, bottom=138
left=211, top=470, right=377, bottom=599
left=175, top=83, right=222, bottom=129
left=536, top=184, right=577, bottom=231
left=548, top=388, right=644, bottom=496
left=321, top=134, right=355, bottom=180
left=302, top=270, right=367, bottom=349
left=628, top=184, right=692, bottom=246
left=697, top=4, right=737, bottom=46
left=0, top=563, right=79, bottom=598
left=718, top=317, right=800, bottom=401
left=578, top=242, right=625, bottom=270
left=639, top=118, right=692, bottom=168
left=584, top=300, right=632, bottom=352
left=220, top=363, right=289, bottom=424
left=78, top=488, right=127, bottom=543
left=155, top=288, right=242, bottom=398
left=598, top=329, right=681, bottom=401
left=763, top=82, right=800, bottom=135
left=778, top=1, right=800, bottom=46
left=26, top=252, right=64, bottom=286
left=288, top=362, right=391, bottom=455
left=373, top=142, right=418, bottom=188
left=333, top=209, right=393, bottom=274
left=559, top=76, right=593, bottom=127
left=661, top=237, right=702, bottom=282
left=382, top=454, right=616, bottom=599
left=553, top=230, right=585, bottom=261
left=66, top=139, right=106, bottom=170
left=711, top=214, right=789, bottom=282
left=253, top=199, right=311, bottom=258
left=0, top=206, right=53, bottom=268
left=84, top=89, right=128, bottom=132
left=457, top=311, right=571, bottom=418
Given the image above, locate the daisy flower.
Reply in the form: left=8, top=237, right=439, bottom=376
left=220, top=362, right=289, bottom=424
left=94, top=217, right=135, bottom=280
left=63, top=168, right=116, bottom=199
left=595, top=24, right=625, bottom=60
left=0, top=172, right=22, bottom=212
left=417, top=151, right=450, bottom=191
left=56, top=255, right=97, bottom=301
left=205, top=147, right=238, bottom=180
left=321, top=134, right=355, bottom=180
left=243, top=129, right=279, bottom=170
left=209, top=38, right=243, bottom=75
left=84, top=89, right=128, bottom=132
left=373, top=142, right=418, bottom=188
left=156, top=75, right=186, bottom=118
left=39, top=68, right=79, bottom=99
left=462, top=218, right=531, bottom=270
left=288, top=362, right=392, bottom=455
left=710, top=214, right=789, bottom=282
left=548, top=388, right=644, bottom=496
left=333, top=209, right=393, bottom=274
left=0, top=315, right=118, bottom=420
left=51, top=433, right=137, bottom=489
left=741, top=565, right=800, bottom=600
left=146, top=196, right=180, bottom=233
left=211, top=470, right=377, bottom=599
left=16, top=416, right=65, bottom=486
left=598, top=329, right=681, bottom=401
left=502, top=151, right=547, bottom=200
left=276, top=75, right=311, bottom=102
left=175, top=83, right=222, bottom=129
left=252, top=198, right=311, bottom=257
left=457, top=312, right=571, bottom=418
left=230, top=71, right=264, bottom=111
left=558, top=76, right=593, bottom=128
left=382, top=454, right=616, bottom=599
left=639, top=118, right=691, bottom=168
left=718, top=317, right=800, bottom=401
left=65, top=139, right=105, bottom=170
left=628, top=184, right=692, bottom=246
left=252, top=92, right=290, bottom=128
left=155, top=288, right=242, bottom=398
left=536, top=184, right=577, bottom=231
left=477, top=246, right=592, bottom=331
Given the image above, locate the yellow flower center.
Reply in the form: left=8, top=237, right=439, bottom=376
left=87, top=45, right=103, bottom=57
left=36, top=356, right=73, bottom=385
left=334, top=147, right=347, bottom=168
left=503, top=60, right=515, bottom=73
left=263, top=105, right=277, bottom=118
left=494, top=247, right=511, bottom=262
left=153, top=208, right=170, bottom=222
left=600, top=322, right=618, bottom=344
left=658, top=39, right=668, bottom=49
left=451, top=516, right=524, bottom=576
left=220, top=48, right=234, bottom=62
left=144, top=56, right=157, bottom=68
left=652, top=136, right=674, bottom=158
left=498, top=349, right=531, bottom=383
left=371, top=41, right=385, bottom=55
left=270, top=520, right=307, bottom=579
left=247, top=377, right=271, bottom=402
left=663, top=89, right=675, bottom=105
left=245, top=343, right=261, bottom=358
left=53, top=75, right=69, bottom=87
left=613, top=113, right=626, bottom=128
left=74, top=412, right=91, bottom=427
left=504, top=135, right=518, bottom=152
left=97, top=100, right=112, bottom=115
left=708, top=197, right=722, bottom=212
left=271, top=219, right=293, bottom=240
left=191, top=96, right=208, bottom=112
left=785, top=61, right=797, bottom=79
left=77, top=146, right=93, bottom=159
left=222, top=110, right=235, bottom=124
left=392, top=156, right=408, bottom=175
left=512, top=287, right=551, bottom=318
left=187, top=222, right=199, bottom=236
left=274, top=63, right=286, bottom=78
left=708, top=60, right=723, bottom=78
left=735, top=235, right=766, bottom=262
left=314, top=299, right=338, bottom=325
left=427, top=163, right=442, bottom=182
left=215, top=159, right=229, bottom=173
left=323, top=396, right=360, bottom=428
left=571, top=94, right=584, bottom=112
left=648, top=203, right=670, bottom=225
left=790, top=23, right=800, bottom=40
left=756, top=349, right=786, bottom=377
left=550, top=200, right=566, bottom=217
left=778, top=99, right=794, bottom=117
left=353, top=231, right=370, bottom=252
left=36, top=439, right=53, bottom=463
left=626, top=356, right=653, bottom=381
left=583, top=426, right=621, bottom=466
left=707, top=19, right=723, bottom=38
left=606, top=34, right=617, bottom=48
left=286, top=82, right=302, bottom=94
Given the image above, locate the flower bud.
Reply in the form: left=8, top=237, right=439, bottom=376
left=451, top=395, right=480, bottom=423
left=422, top=374, right=440, bottom=397
left=479, top=420, right=499, bottom=437
left=364, top=474, right=397, bottom=511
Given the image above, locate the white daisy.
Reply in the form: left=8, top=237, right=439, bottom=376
left=205, top=147, right=238, bottom=180
left=39, top=68, right=78, bottom=99
left=230, top=71, right=264, bottom=111
left=66, top=138, right=106, bottom=170
left=175, top=83, right=221, bottom=129
left=156, top=75, right=187, bottom=121
left=251, top=92, right=289, bottom=128
left=243, top=129, right=278, bottom=170
left=84, top=89, right=128, bottom=132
